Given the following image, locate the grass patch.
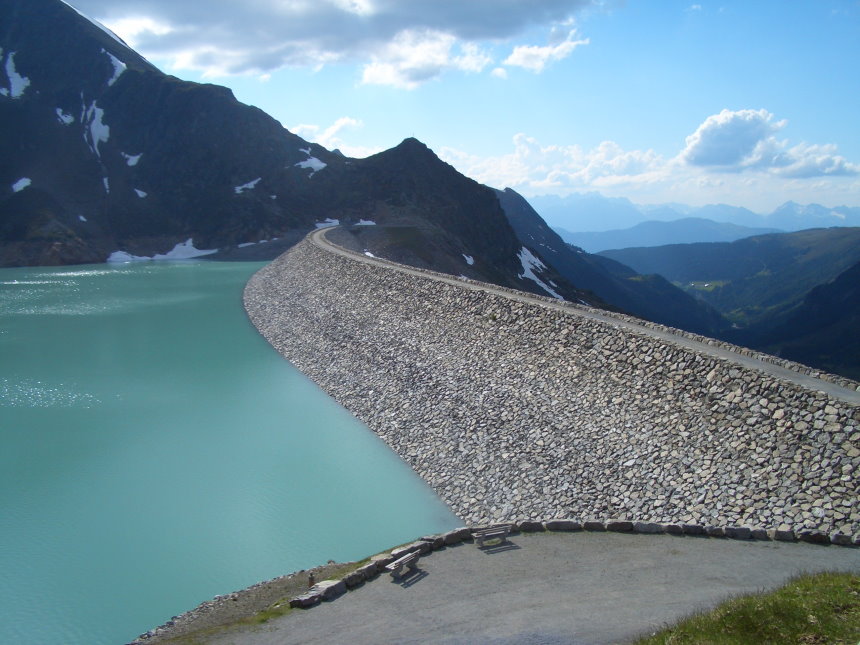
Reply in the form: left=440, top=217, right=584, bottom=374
left=636, top=571, right=860, bottom=644
left=241, top=560, right=370, bottom=626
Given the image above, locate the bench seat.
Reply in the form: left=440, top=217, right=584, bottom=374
left=473, top=524, right=513, bottom=547
left=385, top=551, right=419, bottom=579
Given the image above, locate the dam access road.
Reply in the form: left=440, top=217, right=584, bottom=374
left=200, top=531, right=859, bottom=645
left=311, top=227, right=860, bottom=406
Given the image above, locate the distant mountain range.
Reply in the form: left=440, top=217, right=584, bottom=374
left=555, top=218, right=782, bottom=253
left=531, top=192, right=860, bottom=235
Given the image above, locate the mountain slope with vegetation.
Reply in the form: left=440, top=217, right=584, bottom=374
left=600, top=228, right=860, bottom=327
left=599, top=228, right=860, bottom=378
left=735, top=260, right=860, bottom=380
left=3, top=0, right=858, bottom=379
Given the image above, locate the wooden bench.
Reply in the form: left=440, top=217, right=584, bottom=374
left=472, top=524, right=513, bottom=547
left=385, top=551, right=419, bottom=579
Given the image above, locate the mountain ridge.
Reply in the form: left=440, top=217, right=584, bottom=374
left=1, top=0, right=345, bottom=266
left=529, top=192, right=860, bottom=234
left=555, top=217, right=782, bottom=253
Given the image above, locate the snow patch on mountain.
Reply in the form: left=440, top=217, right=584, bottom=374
left=56, top=108, right=75, bottom=125
left=134, top=189, right=147, bottom=198
left=102, top=177, right=110, bottom=193
left=78, top=215, right=87, bottom=222
left=517, top=246, right=563, bottom=300
left=315, top=218, right=339, bottom=229
left=463, top=254, right=474, bottom=265
left=102, top=49, right=126, bottom=86
left=3, top=51, right=31, bottom=99
left=107, top=239, right=217, bottom=263
left=295, top=152, right=327, bottom=177
left=82, top=99, right=109, bottom=159
left=121, top=152, right=141, bottom=166
left=234, top=177, right=261, bottom=194
left=357, top=219, right=376, bottom=226
left=12, top=178, right=31, bottom=192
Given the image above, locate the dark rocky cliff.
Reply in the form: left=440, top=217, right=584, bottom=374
left=0, top=0, right=339, bottom=265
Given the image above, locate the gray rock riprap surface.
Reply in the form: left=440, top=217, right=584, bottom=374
left=244, top=237, right=860, bottom=536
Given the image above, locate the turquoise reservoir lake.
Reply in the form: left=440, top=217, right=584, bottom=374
left=0, top=260, right=459, bottom=645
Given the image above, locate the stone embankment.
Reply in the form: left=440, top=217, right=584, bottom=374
left=244, top=232, right=860, bottom=538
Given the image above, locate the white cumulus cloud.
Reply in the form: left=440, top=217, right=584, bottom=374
left=681, top=108, right=858, bottom=177
left=440, top=109, right=860, bottom=209
left=441, top=134, right=666, bottom=193
left=681, top=108, right=784, bottom=167
left=68, top=0, right=593, bottom=86
left=361, top=30, right=491, bottom=89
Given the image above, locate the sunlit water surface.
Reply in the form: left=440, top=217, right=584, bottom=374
left=0, top=261, right=458, bottom=645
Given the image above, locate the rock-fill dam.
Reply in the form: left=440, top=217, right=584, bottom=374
left=244, top=229, right=859, bottom=539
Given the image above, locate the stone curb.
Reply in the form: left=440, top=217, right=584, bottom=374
left=272, top=519, right=858, bottom=618
left=132, top=519, right=858, bottom=642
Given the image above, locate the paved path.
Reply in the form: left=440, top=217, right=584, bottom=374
left=312, top=227, right=860, bottom=405
left=206, top=532, right=860, bottom=644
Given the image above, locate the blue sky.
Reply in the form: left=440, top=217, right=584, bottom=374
left=71, top=0, right=860, bottom=211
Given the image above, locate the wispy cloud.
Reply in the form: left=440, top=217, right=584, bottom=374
left=503, top=28, right=589, bottom=72
left=360, top=30, right=491, bottom=89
